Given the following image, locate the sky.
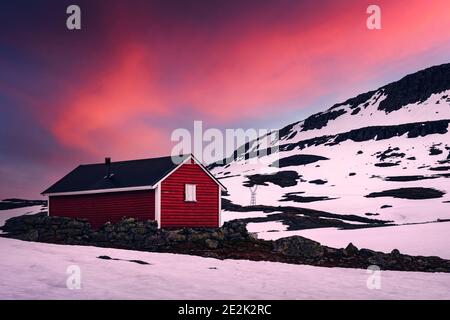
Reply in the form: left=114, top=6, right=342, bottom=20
left=1, top=0, right=450, bottom=199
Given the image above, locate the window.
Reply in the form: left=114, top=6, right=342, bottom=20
left=185, top=184, right=197, bottom=202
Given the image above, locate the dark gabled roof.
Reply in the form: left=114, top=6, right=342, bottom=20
left=42, top=154, right=191, bottom=194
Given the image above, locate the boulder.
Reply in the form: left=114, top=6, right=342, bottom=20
left=134, top=226, right=147, bottom=235
left=205, top=239, right=219, bottom=249
left=210, top=231, right=225, bottom=241
left=367, top=253, right=390, bottom=268
left=22, top=230, right=39, bottom=241
left=166, top=230, right=187, bottom=242
left=1, top=213, right=46, bottom=233
left=344, top=243, right=359, bottom=256
left=187, top=231, right=210, bottom=242
left=222, top=221, right=248, bottom=236
left=359, top=248, right=376, bottom=258
left=90, top=231, right=107, bottom=242
left=144, top=221, right=158, bottom=232
left=66, top=220, right=86, bottom=229
left=101, top=222, right=114, bottom=233
left=273, top=236, right=324, bottom=258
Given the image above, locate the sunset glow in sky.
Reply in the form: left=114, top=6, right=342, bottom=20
left=1, top=0, right=450, bottom=198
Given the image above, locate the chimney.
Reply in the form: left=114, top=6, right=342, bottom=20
left=105, top=157, right=111, bottom=178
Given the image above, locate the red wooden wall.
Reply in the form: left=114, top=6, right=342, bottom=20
left=49, top=190, right=155, bottom=228
left=160, top=161, right=219, bottom=228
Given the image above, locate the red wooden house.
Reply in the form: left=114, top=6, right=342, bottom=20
left=42, top=154, right=225, bottom=228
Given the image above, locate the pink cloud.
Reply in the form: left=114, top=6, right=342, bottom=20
left=36, top=0, right=450, bottom=159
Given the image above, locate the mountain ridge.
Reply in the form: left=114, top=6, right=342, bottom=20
left=279, top=62, right=450, bottom=137
left=211, top=63, right=450, bottom=227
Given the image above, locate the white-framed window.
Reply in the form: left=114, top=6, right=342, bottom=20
left=185, top=184, right=197, bottom=202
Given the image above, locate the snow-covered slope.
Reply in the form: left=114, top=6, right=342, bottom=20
left=212, top=64, right=450, bottom=226
left=0, top=205, right=45, bottom=234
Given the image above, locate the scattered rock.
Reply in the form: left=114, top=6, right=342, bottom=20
left=344, top=243, right=359, bottom=256
left=308, top=179, right=327, bottom=185
left=98, top=255, right=112, bottom=260
left=205, top=239, right=219, bottom=249
left=129, top=260, right=150, bottom=265
left=24, top=230, right=39, bottom=242
left=375, top=147, right=405, bottom=161
left=429, top=145, right=443, bottom=156
left=273, top=236, right=324, bottom=258
left=97, top=255, right=150, bottom=265
left=167, top=230, right=187, bottom=242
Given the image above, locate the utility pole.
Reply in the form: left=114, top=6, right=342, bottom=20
left=249, top=185, right=258, bottom=206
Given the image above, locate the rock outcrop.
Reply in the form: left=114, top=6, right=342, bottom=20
left=0, top=213, right=250, bottom=251
left=1, top=213, right=450, bottom=273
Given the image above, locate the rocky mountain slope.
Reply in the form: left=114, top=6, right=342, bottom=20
left=211, top=63, right=450, bottom=227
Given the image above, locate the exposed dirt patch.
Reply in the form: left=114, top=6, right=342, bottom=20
left=280, top=192, right=337, bottom=203
left=273, top=154, right=329, bottom=168
left=430, top=166, right=450, bottom=171
left=365, top=187, right=445, bottom=200
left=429, top=144, right=443, bottom=156
left=97, top=255, right=151, bottom=265
left=308, top=179, right=327, bottom=185
left=243, top=171, right=301, bottom=188
left=383, top=175, right=437, bottom=182
left=375, top=147, right=405, bottom=161
left=238, top=212, right=386, bottom=231
left=374, top=162, right=400, bottom=167
left=222, top=199, right=390, bottom=225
